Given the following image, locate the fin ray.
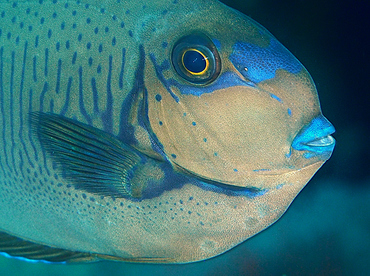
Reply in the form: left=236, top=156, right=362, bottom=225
left=30, top=112, right=144, bottom=198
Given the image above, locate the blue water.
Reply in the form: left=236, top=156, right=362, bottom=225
left=1, top=0, right=369, bottom=275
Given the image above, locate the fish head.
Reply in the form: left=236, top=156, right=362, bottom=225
left=143, top=1, right=335, bottom=190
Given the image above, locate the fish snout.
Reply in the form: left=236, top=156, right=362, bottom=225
left=292, top=115, right=335, bottom=159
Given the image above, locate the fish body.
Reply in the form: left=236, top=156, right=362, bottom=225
left=0, top=0, right=335, bottom=263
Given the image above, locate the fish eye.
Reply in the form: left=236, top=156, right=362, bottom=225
left=172, top=33, right=221, bottom=85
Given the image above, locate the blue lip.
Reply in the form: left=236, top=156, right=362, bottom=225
left=292, top=115, right=336, bottom=158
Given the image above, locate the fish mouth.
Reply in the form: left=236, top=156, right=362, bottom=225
left=292, top=115, right=335, bottom=158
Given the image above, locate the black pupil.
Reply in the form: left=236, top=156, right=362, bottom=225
left=183, top=50, right=206, bottom=73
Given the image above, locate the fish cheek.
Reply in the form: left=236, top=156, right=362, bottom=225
left=146, top=82, right=293, bottom=186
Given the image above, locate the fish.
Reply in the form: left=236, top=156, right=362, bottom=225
left=0, top=0, right=335, bottom=264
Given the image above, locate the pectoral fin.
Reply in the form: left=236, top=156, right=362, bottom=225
left=30, top=112, right=144, bottom=198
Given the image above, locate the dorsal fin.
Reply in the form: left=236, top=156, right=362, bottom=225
left=30, top=112, right=145, bottom=198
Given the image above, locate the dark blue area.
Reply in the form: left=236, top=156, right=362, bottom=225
left=230, top=39, right=302, bottom=83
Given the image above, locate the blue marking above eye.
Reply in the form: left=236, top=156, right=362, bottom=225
left=230, top=38, right=302, bottom=83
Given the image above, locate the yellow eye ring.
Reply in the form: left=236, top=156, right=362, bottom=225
left=172, top=33, right=221, bottom=85
left=181, top=48, right=210, bottom=76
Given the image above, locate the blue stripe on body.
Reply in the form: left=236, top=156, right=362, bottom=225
left=28, top=88, right=39, bottom=162
left=78, top=66, right=92, bottom=125
left=118, top=46, right=139, bottom=145
left=102, top=55, right=113, bottom=132
left=119, top=47, right=125, bottom=89
left=10, top=51, right=18, bottom=176
left=60, top=77, right=72, bottom=116
left=39, top=81, right=48, bottom=112
left=0, top=47, right=6, bottom=174
left=55, top=58, right=62, bottom=94
left=91, top=77, right=99, bottom=113
left=32, top=56, right=37, bottom=82
left=44, top=48, right=48, bottom=77
left=18, top=41, right=34, bottom=169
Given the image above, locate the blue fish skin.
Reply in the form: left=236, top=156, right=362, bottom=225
left=0, top=0, right=334, bottom=263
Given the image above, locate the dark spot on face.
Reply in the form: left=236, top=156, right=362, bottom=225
left=155, top=94, right=162, bottom=101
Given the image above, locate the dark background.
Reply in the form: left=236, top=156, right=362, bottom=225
left=1, top=0, right=369, bottom=275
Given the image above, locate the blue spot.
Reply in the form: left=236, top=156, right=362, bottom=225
left=183, top=113, right=186, bottom=116
left=28, top=25, right=32, bottom=31
left=88, top=57, right=93, bottom=66
left=78, top=34, right=82, bottom=41
left=55, top=42, right=60, bottom=51
left=230, top=38, right=302, bottom=83
left=97, top=64, right=101, bottom=73
left=155, top=94, right=162, bottom=101
left=64, top=3, right=68, bottom=8
left=19, top=22, right=24, bottom=29
left=276, top=184, right=284, bottom=189
left=86, top=42, right=91, bottom=49
left=94, top=27, right=98, bottom=34
left=47, top=29, right=52, bottom=38
left=159, top=121, right=163, bottom=126
left=72, top=10, right=77, bottom=16
left=214, top=152, right=218, bottom=156
left=112, top=37, right=116, bottom=46
left=203, top=138, right=207, bottom=142
left=40, top=17, right=44, bottom=24
left=125, top=10, right=130, bottom=14
left=100, top=8, right=105, bottom=13
left=129, top=30, right=133, bottom=37
left=162, top=41, right=168, bottom=48
left=192, top=122, right=196, bottom=126
left=72, top=23, right=76, bottom=29
left=162, top=10, right=168, bottom=15
left=86, top=18, right=91, bottom=24
left=98, top=44, right=103, bottom=53
left=61, top=22, right=65, bottom=30
left=171, top=154, right=177, bottom=159
left=120, top=22, right=125, bottom=28
left=105, top=27, right=109, bottom=32
left=287, top=108, right=292, bottom=116
left=52, top=12, right=57, bottom=18
left=66, top=40, right=70, bottom=49
left=85, top=3, right=89, bottom=8
left=270, top=93, right=282, bottom=103
left=233, top=169, right=238, bottom=172
left=112, top=15, right=117, bottom=21
left=12, top=2, right=17, bottom=8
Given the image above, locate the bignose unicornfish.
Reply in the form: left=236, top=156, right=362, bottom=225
left=0, top=0, right=335, bottom=263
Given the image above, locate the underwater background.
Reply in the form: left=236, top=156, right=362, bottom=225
left=1, top=0, right=369, bottom=275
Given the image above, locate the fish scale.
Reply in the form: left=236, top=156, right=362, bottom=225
left=0, top=0, right=335, bottom=263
